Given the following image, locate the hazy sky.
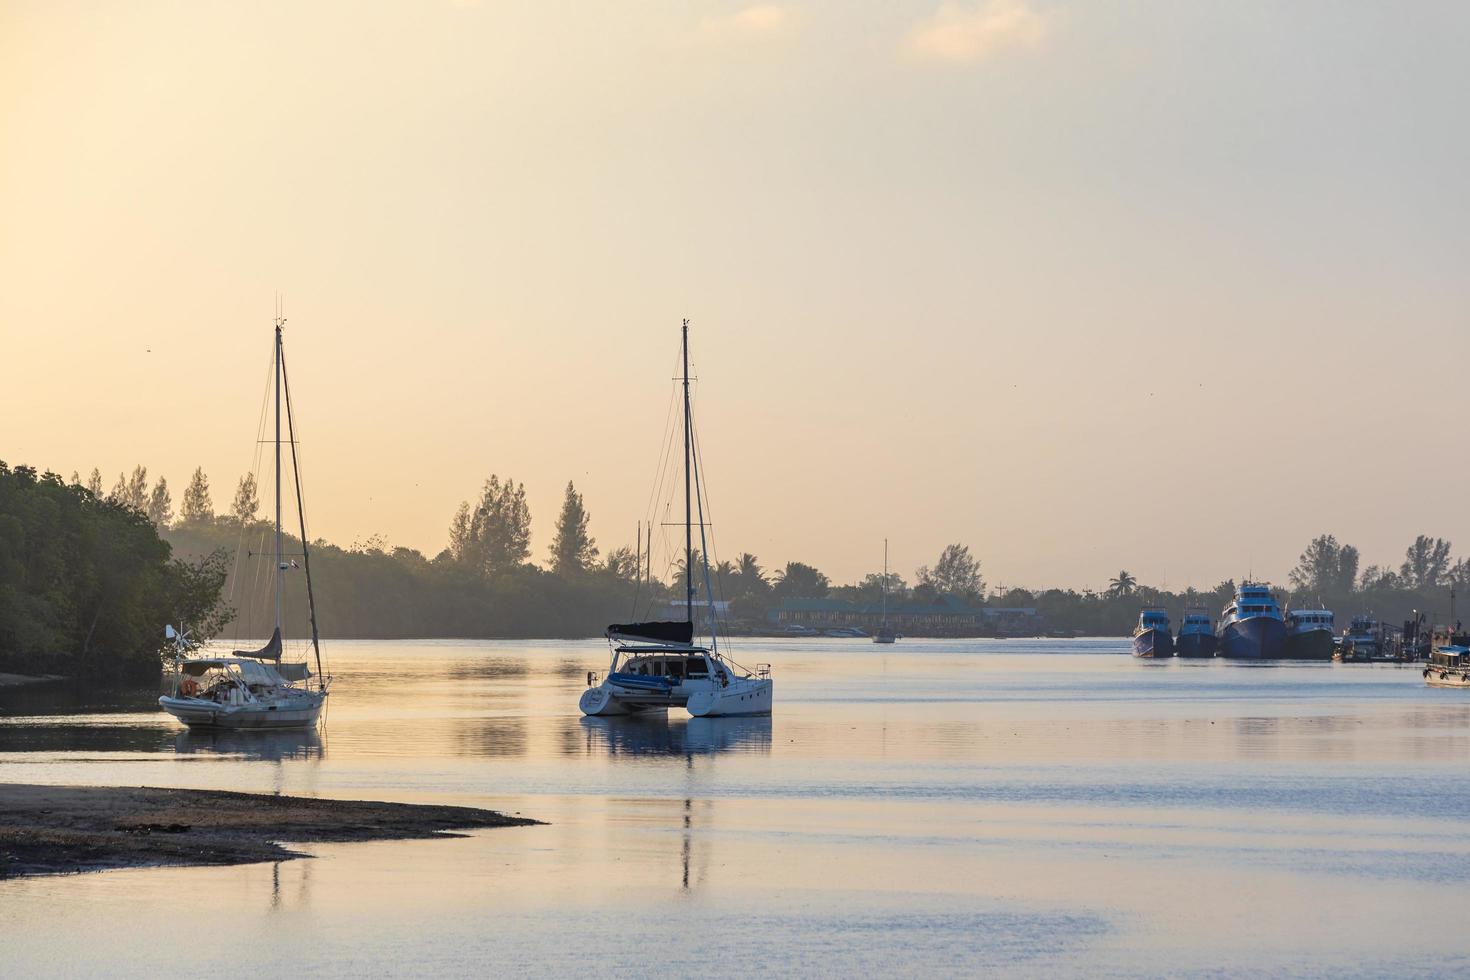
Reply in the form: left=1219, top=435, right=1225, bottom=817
left=3, top=1, right=1467, bottom=592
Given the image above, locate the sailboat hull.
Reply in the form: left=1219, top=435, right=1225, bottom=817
left=159, top=693, right=325, bottom=730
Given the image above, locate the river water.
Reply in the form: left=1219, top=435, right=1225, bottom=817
left=2, top=638, right=1468, bottom=977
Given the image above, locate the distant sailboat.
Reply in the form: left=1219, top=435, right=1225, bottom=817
left=159, top=315, right=329, bottom=730
left=580, top=320, right=773, bottom=718
left=874, top=539, right=897, bottom=645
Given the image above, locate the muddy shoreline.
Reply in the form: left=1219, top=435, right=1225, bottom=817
left=0, top=783, right=541, bottom=879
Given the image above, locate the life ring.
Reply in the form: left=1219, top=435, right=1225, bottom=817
left=180, top=677, right=201, bottom=697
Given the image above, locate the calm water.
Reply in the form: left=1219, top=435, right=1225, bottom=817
left=3, top=638, right=1469, bottom=977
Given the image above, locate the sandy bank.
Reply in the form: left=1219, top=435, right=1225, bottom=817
left=0, top=784, right=540, bottom=879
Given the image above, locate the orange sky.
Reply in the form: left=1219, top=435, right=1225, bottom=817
left=3, top=1, right=1467, bottom=590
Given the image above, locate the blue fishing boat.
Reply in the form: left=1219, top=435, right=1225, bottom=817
left=1176, top=609, right=1217, bottom=658
left=1132, top=608, right=1174, bottom=658
left=1217, top=582, right=1287, bottom=659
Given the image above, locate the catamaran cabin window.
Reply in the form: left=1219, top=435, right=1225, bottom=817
left=686, top=658, right=709, bottom=678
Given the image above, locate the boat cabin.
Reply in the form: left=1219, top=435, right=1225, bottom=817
left=617, top=652, right=713, bottom=682
left=1430, top=646, right=1468, bottom=669
left=1287, top=610, right=1334, bottom=632
left=1137, top=609, right=1170, bottom=631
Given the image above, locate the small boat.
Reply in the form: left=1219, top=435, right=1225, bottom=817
left=824, top=627, right=868, bottom=638
left=1175, top=609, right=1217, bottom=658
left=1217, top=582, right=1287, bottom=659
left=160, top=315, right=329, bottom=730
left=580, top=321, right=773, bottom=719
left=1424, top=646, right=1470, bottom=688
left=1132, top=608, right=1174, bottom=658
left=1335, top=615, right=1382, bottom=662
left=1284, top=608, right=1335, bottom=660
left=874, top=538, right=897, bottom=645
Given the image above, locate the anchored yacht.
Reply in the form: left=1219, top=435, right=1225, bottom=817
left=159, top=315, right=329, bottom=730
left=580, top=321, right=773, bottom=719
left=1217, top=582, right=1287, bottom=659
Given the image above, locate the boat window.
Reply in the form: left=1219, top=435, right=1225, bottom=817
left=686, top=658, right=709, bottom=678
left=666, top=660, right=684, bottom=679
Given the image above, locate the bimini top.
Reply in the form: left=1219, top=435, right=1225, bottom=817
left=607, top=621, right=694, bottom=646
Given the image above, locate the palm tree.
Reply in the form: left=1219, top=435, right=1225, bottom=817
left=1108, top=570, right=1137, bottom=597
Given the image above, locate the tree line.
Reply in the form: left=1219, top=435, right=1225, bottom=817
left=0, top=463, right=229, bottom=683
left=16, top=458, right=1465, bottom=658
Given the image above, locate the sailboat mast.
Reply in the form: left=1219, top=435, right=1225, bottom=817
left=280, top=342, right=325, bottom=690
left=682, top=318, right=694, bottom=626
left=273, top=317, right=284, bottom=636
left=882, top=538, right=888, bottom=624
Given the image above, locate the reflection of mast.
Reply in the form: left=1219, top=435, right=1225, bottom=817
left=682, top=797, right=692, bottom=891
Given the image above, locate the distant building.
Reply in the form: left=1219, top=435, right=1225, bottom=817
left=768, top=597, right=1042, bottom=637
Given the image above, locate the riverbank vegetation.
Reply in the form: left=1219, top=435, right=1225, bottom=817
left=11, top=461, right=1469, bottom=651
left=0, top=463, right=230, bottom=683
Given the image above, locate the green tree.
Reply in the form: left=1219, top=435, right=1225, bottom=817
left=451, top=475, right=532, bottom=574
left=181, top=467, right=214, bottom=524
left=231, top=473, right=260, bottom=525
left=773, top=561, right=829, bottom=599
left=916, top=543, right=984, bottom=601
left=1400, top=535, right=1452, bottom=590
left=110, top=466, right=149, bottom=513
left=147, top=477, right=174, bottom=527
left=1108, top=570, right=1137, bottom=597
left=549, top=480, right=598, bottom=575
left=1288, top=534, right=1359, bottom=594
left=85, top=468, right=104, bottom=498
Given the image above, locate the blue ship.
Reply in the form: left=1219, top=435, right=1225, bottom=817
left=1217, top=582, right=1287, bottom=659
left=1132, top=608, right=1174, bottom=658
left=1176, top=609, right=1217, bottom=658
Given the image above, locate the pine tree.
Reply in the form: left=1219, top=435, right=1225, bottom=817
left=448, top=475, right=532, bottom=575
left=147, top=477, right=174, bottom=527
left=181, top=467, right=214, bottom=524
left=231, top=473, right=260, bottom=525
left=549, top=480, right=598, bottom=575
left=86, top=468, right=104, bottom=498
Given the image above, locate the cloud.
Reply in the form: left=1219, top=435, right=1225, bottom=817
left=903, top=0, right=1056, bottom=64
left=697, top=5, right=796, bottom=40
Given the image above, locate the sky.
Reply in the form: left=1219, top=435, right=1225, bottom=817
left=2, top=1, right=1468, bottom=592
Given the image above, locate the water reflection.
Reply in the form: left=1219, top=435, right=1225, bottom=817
left=174, top=728, right=324, bottom=761
left=574, top=714, right=773, bottom=757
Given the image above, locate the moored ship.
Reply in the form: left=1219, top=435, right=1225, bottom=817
left=1284, top=608, right=1335, bottom=660
left=1217, top=582, right=1287, bottom=659
left=1175, top=609, right=1217, bottom=658
left=1335, top=615, right=1382, bottom=662
left=1132, top=608, right=1174, bottom=658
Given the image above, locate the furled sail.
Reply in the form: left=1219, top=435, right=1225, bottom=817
left=233, top=627, right=282, bottom=661
left=606, top=621, right=694, bottom=645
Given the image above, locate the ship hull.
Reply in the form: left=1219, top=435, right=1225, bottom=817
left=1132, top=628, right=1174, bottom=658
left=1284, top=628, right=1335, bottom=660
left=1176, top=632, right=1217, bottom=658
left=1219, top=617, right=1287, bottom=659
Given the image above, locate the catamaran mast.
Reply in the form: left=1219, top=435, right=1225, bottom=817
left=682, top=318, right=693, bottom=627
left=274, top=316, right=285, bottom=638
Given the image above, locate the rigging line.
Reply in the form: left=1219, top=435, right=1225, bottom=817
left=641, top=379, right=680, bottom=538
left=690, top=406, right=734, bottom=655
left=228, top=345, right=276, bottom=605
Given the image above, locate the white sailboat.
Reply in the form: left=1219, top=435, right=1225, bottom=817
left=580, top=320, right=773, bottom=718
left=159, top=315, right=330, bottom=730
left=874, top=539, right=897, bottom=644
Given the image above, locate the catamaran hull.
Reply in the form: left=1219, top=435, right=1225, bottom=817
left=1176, top=633, right=1217, bottom=658
left=687, top=679, right=773, bottom=717
left=578, top=687, right=670, bottom=717
left=158, top=696, right=325, bottom=730
left=1219, top=618, right=1287, bottom=660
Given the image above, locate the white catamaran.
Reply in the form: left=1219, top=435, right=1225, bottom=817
left=580, top=321, right=773, bottom=718
left=159, top=315, right=330, bottom=730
